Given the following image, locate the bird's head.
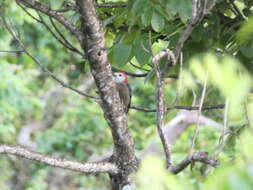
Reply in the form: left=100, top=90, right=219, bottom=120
left=113, top=72, right=128, bottom=84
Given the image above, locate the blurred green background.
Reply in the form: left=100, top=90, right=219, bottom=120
left=0, top=0, right=253, bottom=189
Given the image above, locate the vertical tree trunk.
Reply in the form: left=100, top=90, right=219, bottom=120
left=75, top=0, right=137, bottom=189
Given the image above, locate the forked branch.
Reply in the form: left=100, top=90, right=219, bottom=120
left=2, top=19, right=98, bottom=100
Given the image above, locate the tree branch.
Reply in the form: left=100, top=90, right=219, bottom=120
left=163, top=0, right=215, bottom=74
left=170, top=151, right=218, bottom=174
left=2, top=19, right=98, bottom=100
left=35, top=13, right=84, bottom=57
left=49, top=16, right=84, bottom=56
left=151, top=33, right=173, bottom=168
left=0, top=144, right=119, bottom=174
left=96, top=3, right=128, bottom=8
left=130, top=104, right=224, bottom=112
left=174, top=0, right=207, bottom=62
left=15, top=0, right=83, bottom=43
left=55, top=2, right=128, bottom=13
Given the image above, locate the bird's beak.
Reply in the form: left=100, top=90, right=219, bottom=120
left=112, top=73, right=116, bottom=82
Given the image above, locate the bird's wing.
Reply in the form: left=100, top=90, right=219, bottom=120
left=127, top=83, right=132, bottom=113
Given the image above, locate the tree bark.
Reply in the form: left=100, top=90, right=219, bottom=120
left=75, top=0, right=137, bottom=189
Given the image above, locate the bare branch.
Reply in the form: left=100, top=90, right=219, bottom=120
left=36, top=13, right=83, bottom=56
left=163, top=0, right=215, bottom=74
left=152, top=49, right=176, bottom=66
left=170, top=151, right=218, bottom=174
left=174, top=0, right=207, bottom=62
left=19, top=3, right=42, bottom=22
left=128, top=61, right=150, bottom=72
left=96, top=3, right=128, bottom=8
left=130, top=104, right=225, bottom=112
left=55, top=2, right=127, bottom=12
left=0, top=144, right=119, bottom=174
left=151, top=32, right=173, bottom=168
left=55, top=7, right=77, bottom=13
left=18, top=4, right=84, bottom=56
left=49, top=16, right=84, bottom=56
left=112, top=67, right=148, bottom=77
left=2, top=19, right=98, bottom=100
left=15, top=0, right=83, bottom=43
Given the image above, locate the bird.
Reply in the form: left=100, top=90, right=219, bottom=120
left=113, top=72, right=131, bottom=113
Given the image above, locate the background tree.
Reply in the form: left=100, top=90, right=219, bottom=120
left=0, top=0, right=252, bottom=189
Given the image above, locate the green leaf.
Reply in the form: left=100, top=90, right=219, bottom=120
left=132, top=38, right=151, bottom=66
left=151, top=39, right=169, bottom=54
left=109, top=43, right=132, bottom=65
left=141, top=7, right=153, bottom=27
left=166, top=0, right=192, bottom=22
left=132, top=0, right=148, bottom=16
left=237, top=13, right=253, bottom=44
left=239, top=43, right=253, bottom=59
left=151, top=11, right=165, bottom=32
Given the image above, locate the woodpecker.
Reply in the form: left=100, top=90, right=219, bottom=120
left=113, top=72, right=131, bottom=113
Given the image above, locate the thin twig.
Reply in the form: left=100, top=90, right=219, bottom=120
left=19, top=3, right=42, bottom=23
left=55, top=2, right=127, bottom=13
left=163, top=0, right=212, bottom=75
left=16, top=0, right=83, bottom=43
left=130, top=104, right=225, bottom=112
left=49, top=16, right=84, bottom=56
left=174, top=0, right=206, bottom=61
left=214, top=99, right=230, bottom=157
left=33, top=11, right=84, bottom=57
left=37, top=13, right=76, bottom=51
left=244, top=102, right=253, bottom=133
left=3, top=19, right=98, bottom=100
left=0, top=144, right=118, bottom=174
left=96, top=3, right=128, bottom=8
left=128, top=61, right=150, bottom=72
left=189, top=74, right=208, bottom=155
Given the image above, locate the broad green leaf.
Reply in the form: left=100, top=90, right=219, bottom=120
left=166, top=0, right=192, bottom=21
left=132, top=38, right=151, bottom=66
left=152, top=39, right=169, bottom=54
left=105, top=31, right=115, bottom=48
left=239, top=43, right=253, bottom=59
left=141, top=7, right=153, bottom=27
left=237, top=15, right=253, bottom=44
left=151, top=11, right=165, bottom=32
left=109, top=43, right=132, bottom=65
left=131, top=0, right=148, bottom=16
